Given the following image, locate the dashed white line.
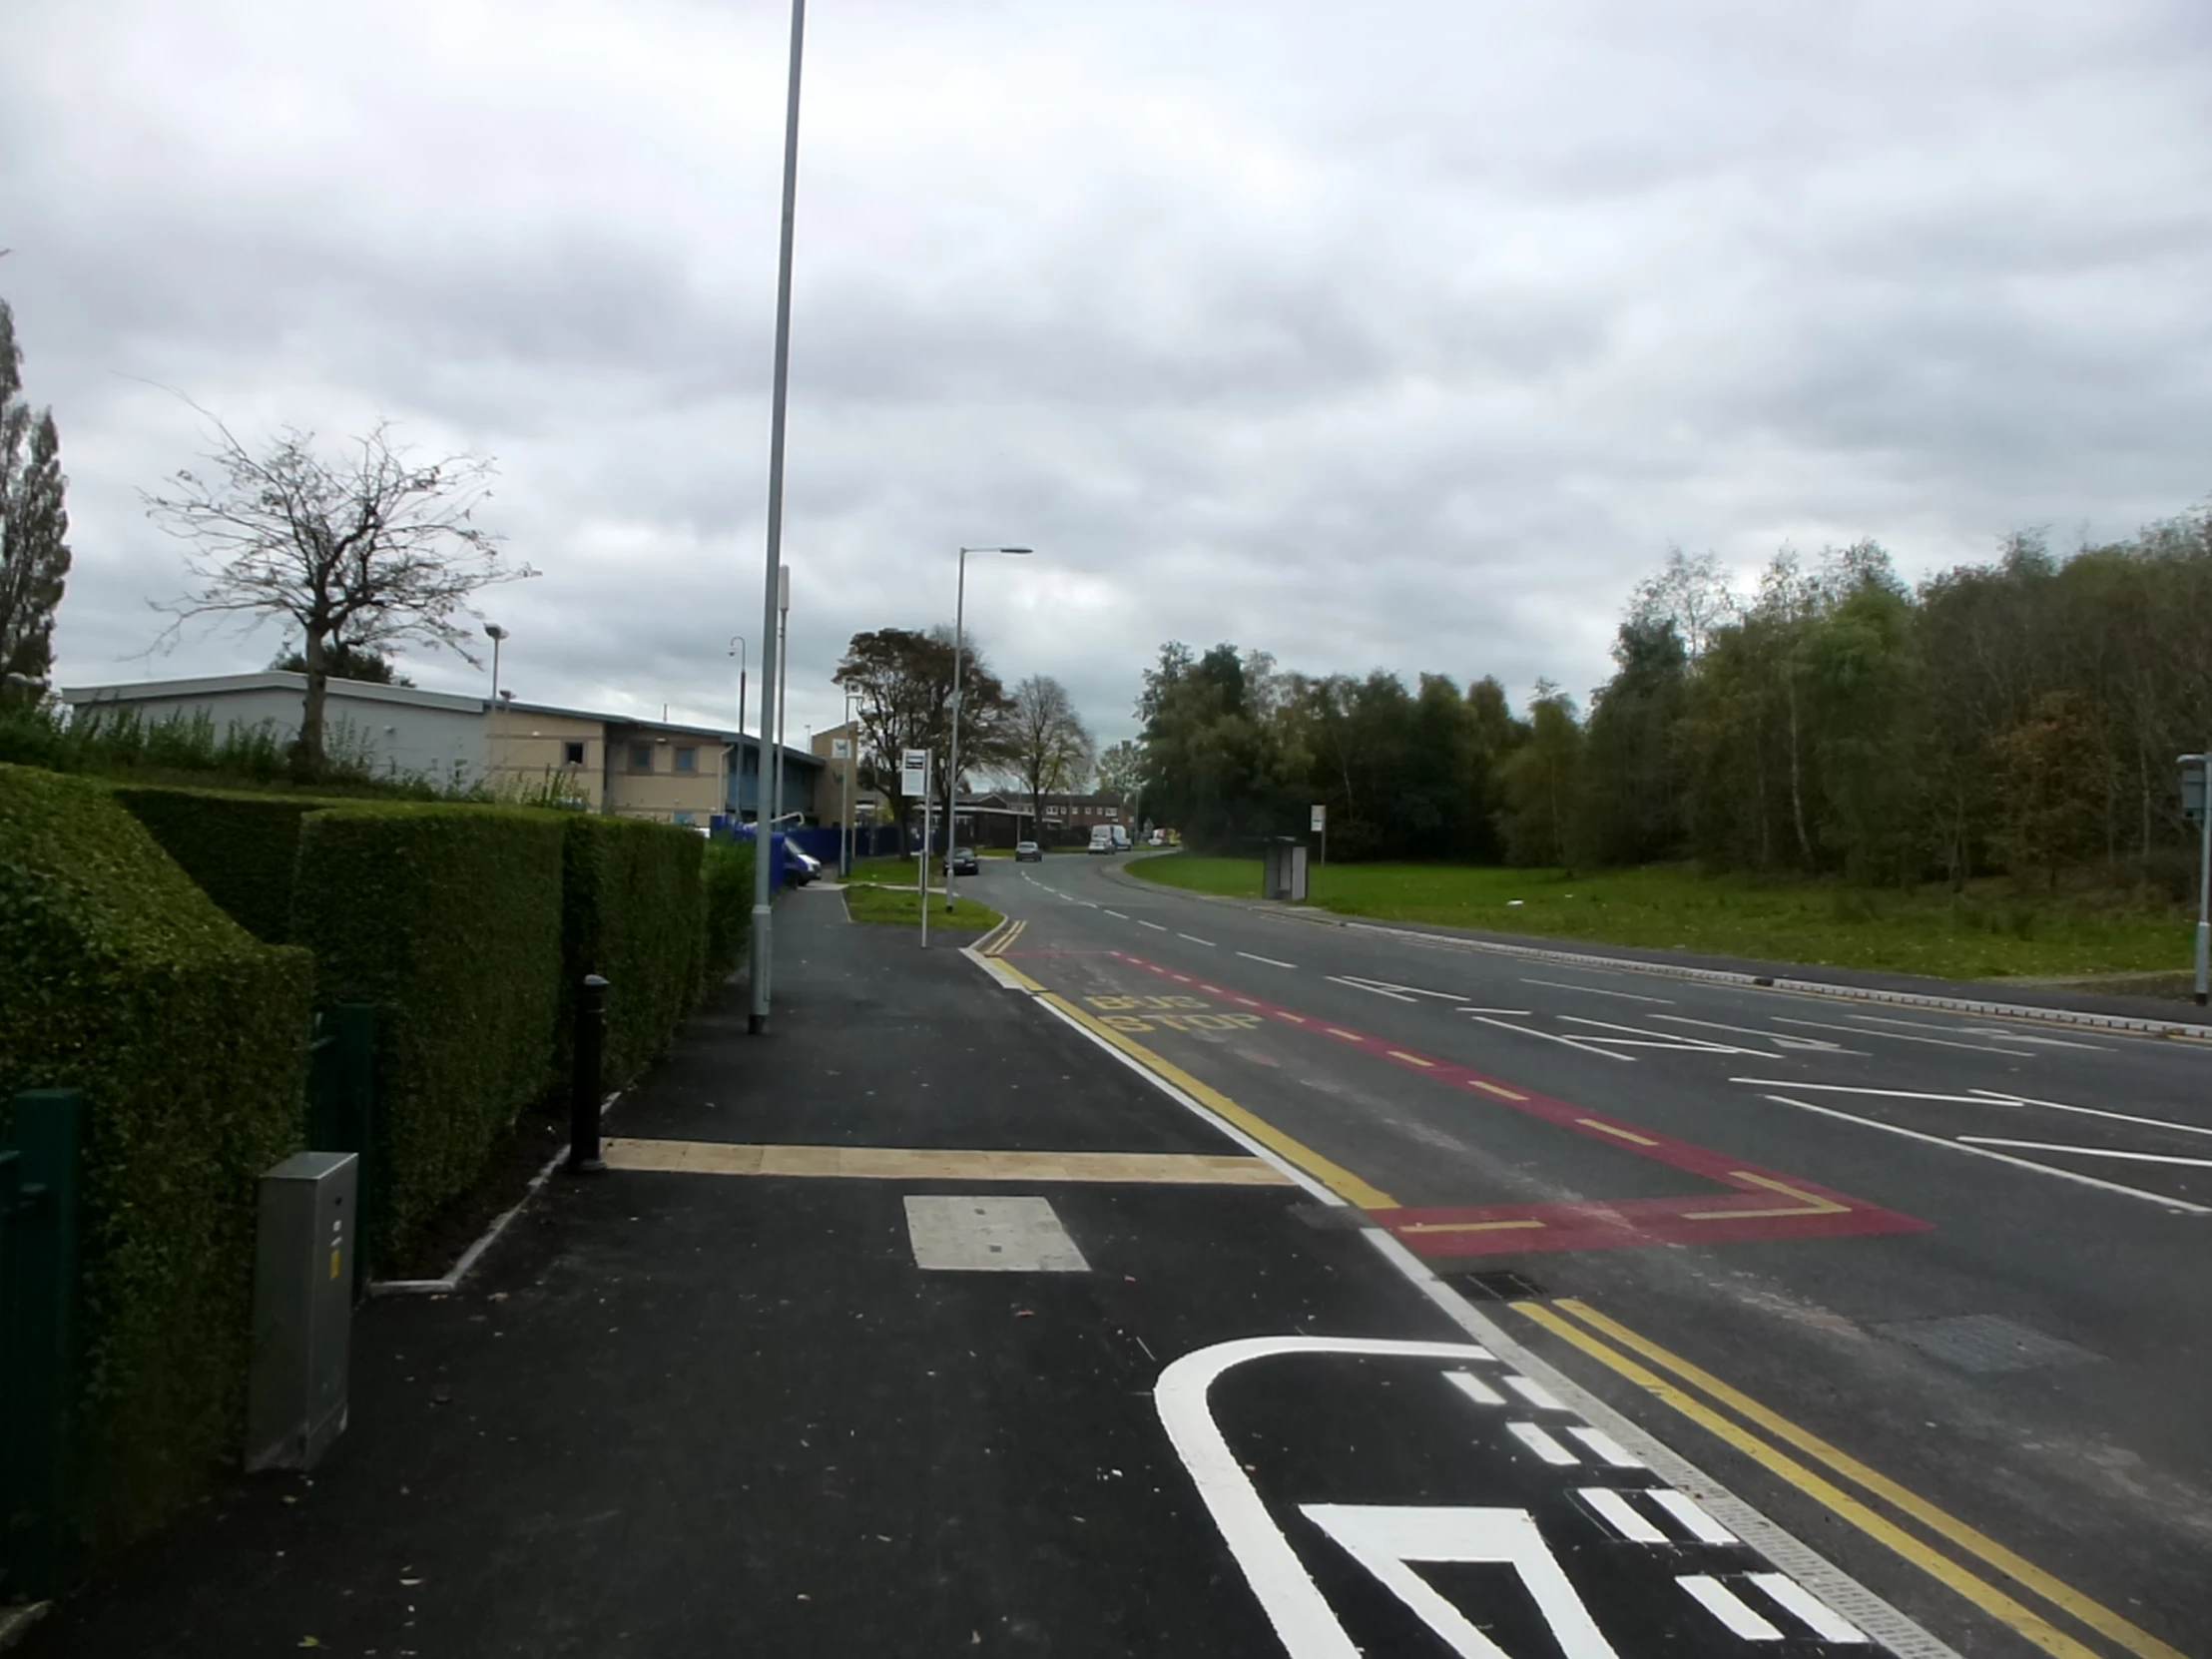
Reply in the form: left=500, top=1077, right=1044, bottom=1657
left=1501, top=1375, right=1569, bottom=1412
left=1565, top=1425, right=1643, bottom=1467
left=1139, top=920, right=1168, bottom=931
left=1237, top=951, right=1298, bottom=968
left=1957, top=1137, right=2212, bottom=1168
left=1649, top=1489, right=1738, bottom=1544
left=1680, top=1575, right=1783, bottom=1641
left=1103, top=909, right=1129, bottom=919
left=1580, top=1487, right=1669, bottom=1544
left=1748, top=1573, right=1869, bottom=1644
left=1180, top=933, right=1216, bottom=946
left=1441, top=1370, right=1506, bottom=1407
left=1507, top=1421, right=1579, bottom=1465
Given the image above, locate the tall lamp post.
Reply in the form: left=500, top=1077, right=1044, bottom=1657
left=728, top=635, right=748, bottom=821
left=749, top=0, right=807, bottom=1036
left=839, top=684, right=855, bottom=878
left=484, top=623, right=509, bottom=703
left=945, top=545, right=1032, bottom=910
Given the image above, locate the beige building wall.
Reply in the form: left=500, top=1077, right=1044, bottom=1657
left=605, top=728, right=728, bottom=824
left=483, top=707, right=604, bottom=809
left=810, top=721, right=887, bottom=825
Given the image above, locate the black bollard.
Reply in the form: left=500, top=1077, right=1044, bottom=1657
left=567, top=973, right=610, bottom=1175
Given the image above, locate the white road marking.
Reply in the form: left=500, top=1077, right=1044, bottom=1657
left=1330, top=975, right=1418, bottom=1001
left=1772, top=1014, right=2036, bottom=1057
left=1455, top=1006, right=1534, bottom=1015
left=1957, top=1137, right=2212, bottom=1168
left=903, top=1196, right=1090, bottom=1272
left=1754, top=1093, right=2212, bottom=1214
left=1649, top=1489, right=1739, bottom=1544
left=1967, top=1088, right=2212, bottom=1141
left=1139, top=919, right=1168, bottom=931
left=1442, top=1370, right=1507, bottom=1407
left=1847, top=1012, right=2110, bottom=1052
left=1652, top=1014, right=1862, bottom=1053
left=1750, top=1573, right=1870, bottom=1643
left=1474, top=1016, right=1636, bottom=1062
left=1335, top=974, right=1467, bottom=1001
left=1557, top=1015, right=1759, bottom=1054
left=1580, top=1487, right=1669, bottom=1544
left=1180, top=933, right=1216, bottom=946
left=1507, top=1421, right=1580, bottom=1464
left=1501, top=1375, right=1569, bottom=1411
left=1680, top=1575, right=1784, bottom=1641
left=1237, top=951, right=1297, bottom=968
left=1103, top=909, right=1129, bottom=919
left=1566, top=1426, right=1644, bottom=1467
left=1523, top=977, right=1673, bottom=1004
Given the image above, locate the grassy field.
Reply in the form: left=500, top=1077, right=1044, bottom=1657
left=1128, top=854, right=2197, bottom=982
left=841, top=879, right=1003, bottom=931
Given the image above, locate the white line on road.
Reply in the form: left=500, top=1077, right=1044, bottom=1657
left=1336, top=974, right=1467, bottom=1001
left=1652, top=1014, right=1863, bottom=1053
left=1679, top=1576, right=1783, bottom=1641
left=1650, top=1490, right=1738, bottom=1545
left=1103, top=909, right=1128, bottom=919
left=1179, top=933, right=1217, bottom=946
left=1581, top=1487, right=1669, bottom=1543
left=1557, top=1015, right=1758, bottom=1054
left=1441, top=1370, right=1506, bottom=1407
left=1565, top=1425, right=1643, bottom=1467
left=1330, top=975, right=1417, bottom=1002
left=1475, top=1016, right=1636, bottom=1062
left=1139, top=919, right=1168, bottom=931
left=1501, top=1375, right=1569, bottom=1411
left=1237, top=951, right=1297, bottom=968
left=1455, top=1007, right=1533, bottom=1016
left=1523, top=977, right=1673, bottom=1004
left=1755, top=1092, right=2212, bottom=1213
left=1749, top=1573, right=1870, bottom=1644
left=1846, top=1012, right=2110, bottom=1052
left=1507, top=1421, right=1580, bottom=1465
left=1956, top=1137, right=2212, bottom=1168
left=1772, top=1015, right=2036, bottom=1057
left=1966, top=1088, right=2212, bottom=1140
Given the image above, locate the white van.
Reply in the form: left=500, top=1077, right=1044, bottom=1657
left=1088, top=826, right=1115, bottom=854
left=1109, top=825, right=1132, bottom=852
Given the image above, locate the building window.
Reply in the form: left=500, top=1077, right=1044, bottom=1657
left=629, top=744, right=653, bottom=773
left=673, top=811, right=694, bottom=827
left=563, top=740, right=586, bottom=767
left=675, top=746, right=697, bottom=773
left=1103, top=806, right=1118, bottom=820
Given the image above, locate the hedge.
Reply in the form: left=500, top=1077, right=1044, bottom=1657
left=701, top=837, right=756, bottom=989
left=0, top=765, right=313, bottom=1549
left=290, top=804, right=565, bottom=1259
left=561, top=817, right=706, bottom=1088
left=109, top=784, right=338, bottom=943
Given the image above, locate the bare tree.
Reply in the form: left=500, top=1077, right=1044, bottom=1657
left=145, top=413, right=535, bottom=770
left=1007, top=674, right=1095, bottom=838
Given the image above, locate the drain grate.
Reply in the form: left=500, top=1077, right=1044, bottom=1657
left=1874, top=1314, right=2102, bottom=1375
left=1449, top=1268, right=1549, bottom=1302
left=1287, top=1203, right=1380, bottom=1232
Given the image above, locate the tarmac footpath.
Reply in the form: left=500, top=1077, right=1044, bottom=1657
left=24, top=891, right=1951, bottom=1659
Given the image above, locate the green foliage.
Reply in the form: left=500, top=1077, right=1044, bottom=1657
left=562, top=816, right=705, bottom=1086
left=0, top=701, right=449, bottom=798
left=701, top=837, right=757, bottom=986
left=842, top=880, right=1002, bottom=929
left=2, top=298, right=73, bottom=691
left=109, top=784, right=339, bottom=942
left=1131, top=853, right=2189, bottom=980
left=0, top=764, right=312, bottom=1547
left=290, top=804, right=565, bottom=1259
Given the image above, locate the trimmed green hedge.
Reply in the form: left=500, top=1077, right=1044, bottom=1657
left=701, top=837, right=756, bottom=989
left=290, top=805, right=565, bottom=1259
left=0, top=765, right=313, bottom=1548
left=562, top=817, right=705, bottom=1087
left=109, top=785, right=337, bottom=943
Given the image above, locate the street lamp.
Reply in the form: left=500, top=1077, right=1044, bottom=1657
left=946, top=545, right=1033, bottom=910
left=749, top=0, right=809, bottom=1037
left=728, top=635, right=749, bottom=823
left=484, top=623, right=509, bottom=703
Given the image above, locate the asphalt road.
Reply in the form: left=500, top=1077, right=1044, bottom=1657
left=970, top=851, right=2211, bottom=1659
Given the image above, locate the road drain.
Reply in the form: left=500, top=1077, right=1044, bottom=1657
left=1448, top=1268, right=1549, bottom=1302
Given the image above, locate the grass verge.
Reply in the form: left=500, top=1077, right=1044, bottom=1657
left=1128, top=854, right=2197, bottom=982
left=842, top=880, right=1003, bottom=931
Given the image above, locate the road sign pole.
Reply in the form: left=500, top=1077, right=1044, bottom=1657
left=2195, top=753, right=2209, bottom=1007
left=921, top=753, right=932, bottom=950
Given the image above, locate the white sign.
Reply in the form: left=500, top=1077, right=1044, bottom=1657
left=1311, top=804, right=1327, bottom=832
left=900, top=748, right=928, bottom=797
left=831, top=738, right=852, bottom=761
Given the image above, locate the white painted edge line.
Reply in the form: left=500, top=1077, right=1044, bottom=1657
left=371, top=1088, right=626, bottom=1297
left=963, top=945, right=1036, bottom=992
left=1323, top=915, right=2210, bottom=1040
left=954, top=939, right=1957, bottom=1659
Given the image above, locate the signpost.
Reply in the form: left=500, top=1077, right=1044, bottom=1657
left=2184, top=752, right=2209, bottom=1006
left=903, top=749, right=931, bottom=946
left=1311, top=804, right=1327, bottom=867
left=832, top=735, right=853, bottom=878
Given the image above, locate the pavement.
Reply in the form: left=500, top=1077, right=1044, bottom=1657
left=18, top=872, right=2203, bottom=1659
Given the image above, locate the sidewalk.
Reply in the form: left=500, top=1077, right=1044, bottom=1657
left=16, top=892, right=1445, bottom=1656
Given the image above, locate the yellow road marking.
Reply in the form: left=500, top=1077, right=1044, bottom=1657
left=1470, top=1080, right=1528, bottom=1101
left=1388, top=1051, right=1435, bottom=1067
left=1399, top=1218, right=1547, bottom=1234
left=1533, top=1301, right=2185, bottom=1659
left=602, top=1139, right=1294, bottom=1186
left=1039, top=993, right=1398, bottom=1210
left=1576, top=1117, right=1659, bottom=1146
left=1683, top=1171, right=1850, bottom=1220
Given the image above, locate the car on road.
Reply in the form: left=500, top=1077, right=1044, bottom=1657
left=1088, top=826, right=1115, bottom=853
left=1014, top=840, right=1042, bottom=862
left=1109, top=825, right=1131, bottom=852
left=784, top=844, right=821, bottom=885
left=948, top=846, right=980, bottom=876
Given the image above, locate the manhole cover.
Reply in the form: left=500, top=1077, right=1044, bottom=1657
left=1449, top=1268, right=1548, bottom=1302
left=1874, top=1314, right=2101, bottom=1375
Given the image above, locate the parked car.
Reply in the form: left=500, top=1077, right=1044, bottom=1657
left=1109, top=825, right=1131, bottom=852
left=948, top=845, right=980, bottom=876
left=1014, top=840, right=1043, bottom=862
left=1087, top=826, right=1115, bottom=853
left=785, top=844, right=821, bottom=885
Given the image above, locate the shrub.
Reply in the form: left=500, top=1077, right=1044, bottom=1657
left=290, top=805, right=564, bottom=1259
left=701, top=837, right=757, bottom=989
left=561, top=817, right=706, bottom=1087
left=0, top=764, right=313, bottom=1549
left=109, top=785, right=340, bottom=943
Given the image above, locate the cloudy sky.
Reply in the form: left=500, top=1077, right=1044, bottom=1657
left=6, top=0, right=2209, bottom=755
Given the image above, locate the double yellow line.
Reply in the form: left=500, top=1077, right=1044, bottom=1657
left=982, top=918, right=1027, bottom=957
left=1517, top=1300, right=2185, bottom=1659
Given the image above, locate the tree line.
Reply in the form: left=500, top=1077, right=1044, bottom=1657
left=1135, top=509, right=2212, bottom=892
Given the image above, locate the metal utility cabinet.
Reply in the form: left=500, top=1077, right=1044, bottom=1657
left=1263, top=837, right=1310, bottom=902
left=246, top=1152, right=357, bottom=1472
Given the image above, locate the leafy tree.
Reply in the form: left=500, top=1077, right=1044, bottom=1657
left=832, top=625, right=1012, bottom=830
left=1573, top=616, right=1687, bottom=866
left=1095, top=739, right=1144, bottom=806
left=0, top=297, right=71, bottom=696
left=145, top=414, right=533, bottom=771
left=268, top=641, right=414, bottom=686
left=1007, top=674, right=1095, bottom=834
left=1499, top=682, right=1583, bottom=866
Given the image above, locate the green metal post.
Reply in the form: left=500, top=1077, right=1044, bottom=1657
left=305, top=1006, right=379, bottom=1294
